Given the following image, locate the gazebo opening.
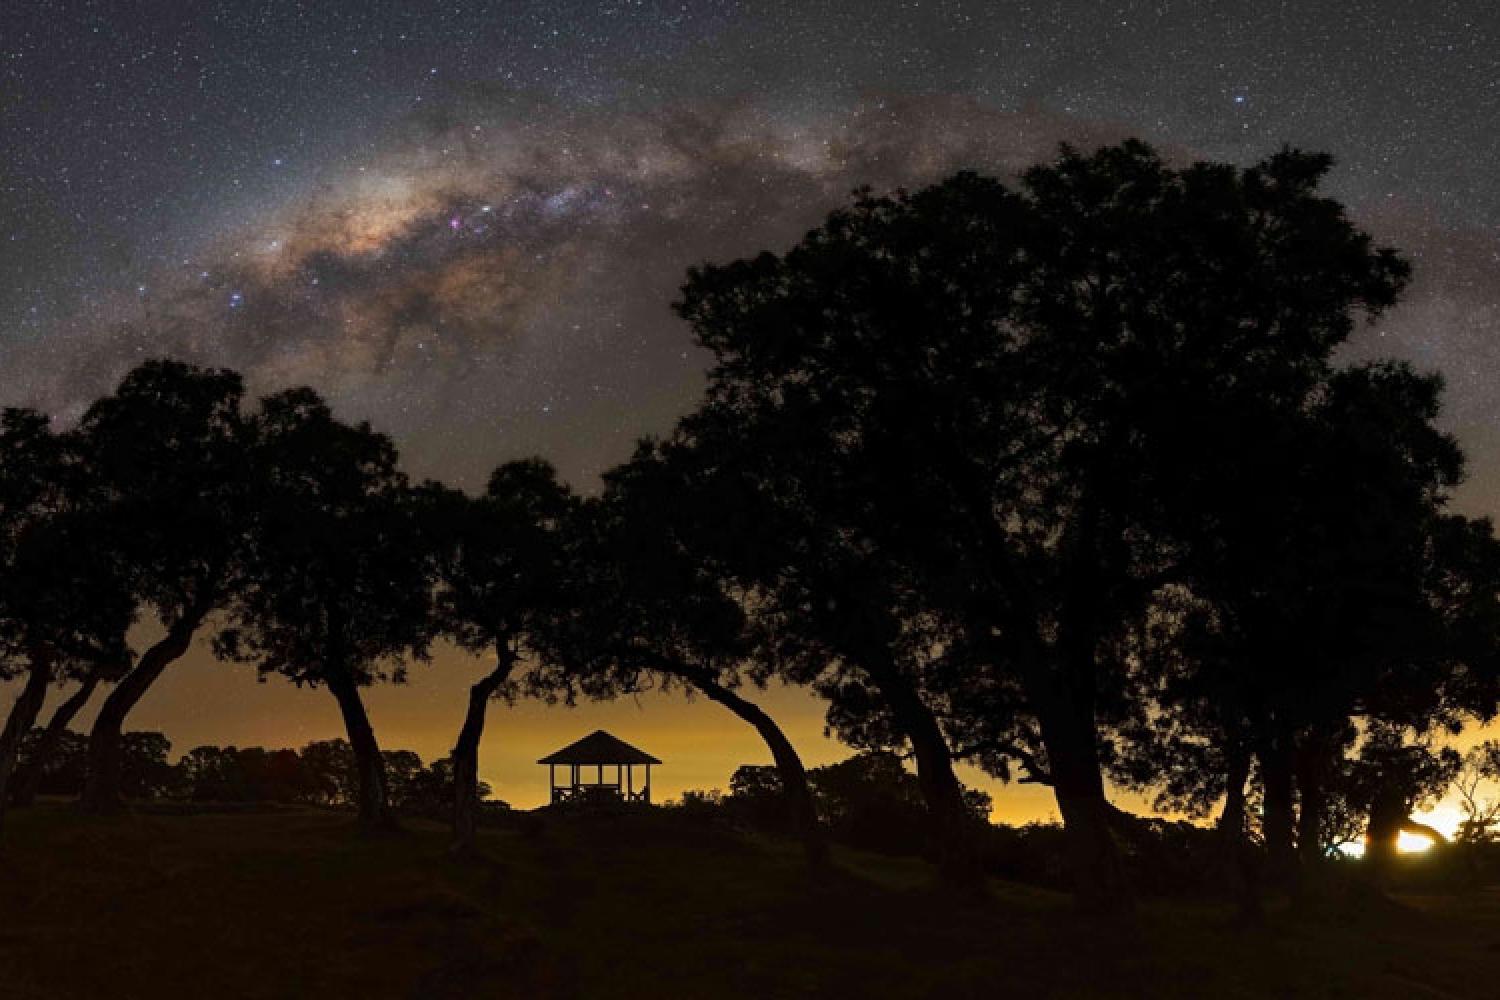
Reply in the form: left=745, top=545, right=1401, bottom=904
left=538, top=730, right=662, bottom=805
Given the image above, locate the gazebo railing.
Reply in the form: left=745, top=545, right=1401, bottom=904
left=542, top=742, right=656, bottom=806
left=551, top=782, right=621, bottom=804
left=549, top=779, right=652, bottom=805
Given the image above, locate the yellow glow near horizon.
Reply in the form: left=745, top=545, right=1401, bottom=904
left=8, top=635, right=1500, bottom=829
left=1337, top=834, right=1432, bottom=858
left=1413, top=805, right=1466, bottom=842
left=1340, top=807, right=1465, bottom=857
left=1396, top=830, right=1437, bottom=853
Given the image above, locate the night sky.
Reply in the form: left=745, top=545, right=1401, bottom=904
left=4, top=1, right=1500, bottom=819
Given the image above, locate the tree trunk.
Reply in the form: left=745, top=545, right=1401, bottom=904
left=674, top=662, right=830, bottom=874
left=1035, top=689, right=1132, bottom=914
left=0, top=651, right=53, bottom=836
left=449, top=648, right=516, bottom=857
left=1216, top=742, right=1263, bottom=921
left=1217, top=745, right=1250, bottom=840
left=871, top=669, right=982, bottom=889
left=10, top=668, right=102, bottom=807
left=1295, top=740, right=1329, bottom=880
left=1258, top=736, right=1297, bottom=888
left=325, top=668, right=396, bottom=832
left=1400, top=818, right=1448, bottom=846
left=1365, top=785, right=1406, bottom=890
left=82, top=617, right=201, bottom=813
left=1023, top=604, right=1131, bottom=915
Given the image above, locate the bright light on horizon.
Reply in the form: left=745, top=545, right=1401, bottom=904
left=1415, top=804, right=1466, bottom=842
left=1335, top=833, right=1433, bottom=858
left=1396, top=830, right=1437, bottom=854
left=1335, top=805, right=1467, bottom=858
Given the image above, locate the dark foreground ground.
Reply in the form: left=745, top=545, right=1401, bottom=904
left=1, top=804, right=1498, bottom=999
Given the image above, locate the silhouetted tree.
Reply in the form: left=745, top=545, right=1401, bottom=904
left=298, top=739, right=358, bottom=807
left=241, top=746, right=317, bottom=803
left=669, top=142, right=1409, bottom=911
left=726, top=764, right=793, bottom=830
left=527, top=443, right=831, bottom=872
left=174, top=745, right=255, bottom=802
left=8, top=662, right=116, bottom=807
left=0, top=409, right=74, bottom=827
left=1104, top=591, right=1268, bottom=915
left=1453, top=741, right=1500, bottom=845
left=1342, top=729, right=1459, bottom=885
left=162, top=740, right=477, bottom=811
left=724, top=752, right=991, bottom=859
left=396, top=755, right=494, bottom=817
left=0, top=409, right=133, bottom=831
left=426, top=459, right=573, bottom=856
left=172, top=744, right=307, bottom=802
left=810, top=751, right=992, bottom=856
left=215, top=389, right=432, bottom=832
left=13, top=728, right=89, bottom=798
left=380, top=749, right=425, bottom=811
left=79, top=361, right=254, bottom=813
left=1139, top=362, right=1500, bottom=902
left=118, top=731, right=174, bottom=799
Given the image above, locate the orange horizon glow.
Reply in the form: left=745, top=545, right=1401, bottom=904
left=6, top=637, right=1498, bottom=830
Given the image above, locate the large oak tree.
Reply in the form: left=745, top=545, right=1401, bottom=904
left=426, top=458, right=574, bottom=856
left=669, top=142, right=1409, bottom=911
left=0, top=410, right=133, bottom=831
left=215, top=389, right=432, bottom=832
left=527, top=442, right=832, bottom=872
left=78, top=361, right=255, bottom=813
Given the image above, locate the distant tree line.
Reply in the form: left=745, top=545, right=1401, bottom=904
left=4, top=140, right=1500, bottom=921
left=8, top=729, right=497, bottom=817
left=677, top=748, right=1500, bottom=895
left=683, top=752, right=993, bottom=859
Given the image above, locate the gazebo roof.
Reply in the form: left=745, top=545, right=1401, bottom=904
left=538, top=730, right=661, bottom=766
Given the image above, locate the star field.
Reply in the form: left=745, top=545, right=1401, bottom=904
left=4, top=0, right=1500, bottom=811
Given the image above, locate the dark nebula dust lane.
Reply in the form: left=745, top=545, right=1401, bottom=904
left=5, top=2, right=1500, bottom=497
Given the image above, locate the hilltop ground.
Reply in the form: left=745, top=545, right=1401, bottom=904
left=0, top=804, right=1497, bottom=999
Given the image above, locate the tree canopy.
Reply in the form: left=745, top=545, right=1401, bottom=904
left=215, top=388, right=434, bottom=830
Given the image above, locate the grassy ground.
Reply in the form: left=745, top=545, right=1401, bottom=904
left=1, top=804, right=1498, bottom=999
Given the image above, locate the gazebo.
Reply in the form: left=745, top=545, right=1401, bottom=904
left=539, top=730, right=661, bottom=805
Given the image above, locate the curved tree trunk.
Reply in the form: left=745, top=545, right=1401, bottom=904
left=873, top=668, right=981, bottom=889
left=1362, top=795, right=1448, bottom=890
left=673, top=661, right=830, bottom=874
left=449, top=648, right=516, bottom=857
left=1022, top=611, right=1131, bottom=915
left=1400, top=818, right=1448, bottom=846
left=0, top=651, right=54, bottom=836
left=11, top=668, right=102, bottom=808
left=325, top=668, right=396, bottom=832
left=1035, top=690, right=1131, bottom=914
left=82, top=617, right=201, bottom=813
